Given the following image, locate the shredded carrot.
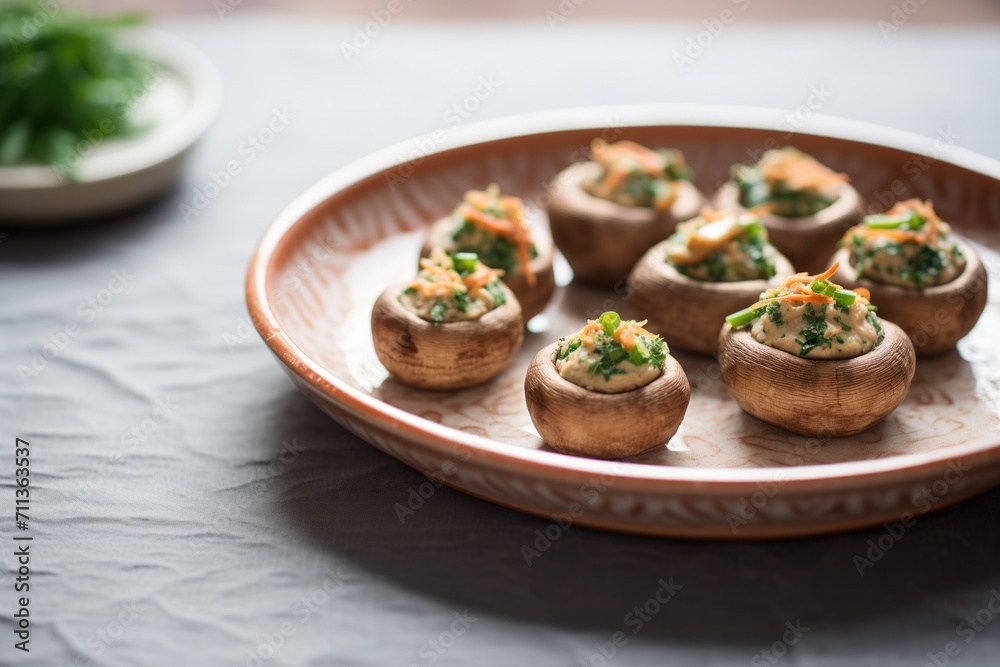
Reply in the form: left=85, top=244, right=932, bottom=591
left=613, top=319, right=654, bottom=352
left=746, top=261, right=877, bottom=312
left=588, top=139, right=687, bottom=212
left=595, top=167, right=629, bottom=197
left=760, top=148, right=849, bottom=192
left=855, top=226, right=917, bottom=244
left=572, top=317, right=655, bottom=351
left=458, top=187, right=536, bottom=287
left=699, top=207, right=734, bottom=223
left=845, top=199, right=944, bottom=248
left=578, top=320, right=603, bottom=345
left=410, top=249, right=503, bottom=300
left=459, top=206, right=517, bottom=237
left=591, top=139, right=664, bottom=174
left=748, top=292, right=835, bottom=311
left=780, top=261, right=840, bottom=289
left=886, top=198, right=941, bottom=244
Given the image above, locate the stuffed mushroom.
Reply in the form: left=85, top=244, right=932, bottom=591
left=524, top=311, right=691, bottom=458
left=715, top=146, right=861, bottom=271
left=421, top=184, right=554, bottom=322
left=372, top=249, right=524, bottom=390
left=629, top=208, right=795, bottom=354
left=718, top=263, right=915, bottom=437
left=546, top=139, right=704, bottom=286
left=829, top=199, right=987, bottom=356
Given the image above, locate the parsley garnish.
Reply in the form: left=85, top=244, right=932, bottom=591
left=452, top=220, right=537, bottom=274
left=484, top=282, right=506, bottom=306
left=588, top=338, right=630, bottom=380
left=795, top=304, right=832, bottom=356
left=765, top=301, right=784, bottom=327
left=557, top=338, right=582, bottom=360
left=453, top=290, right=469, bottom=313
left=429, top=301, right=448, bottom=324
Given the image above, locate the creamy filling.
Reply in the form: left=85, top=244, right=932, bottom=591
left=670, top=237, right=777, bottom=282
left=555, top=330, right=663, bottom=393
left=849, top=234, right=965, bottom=288
left=399, top=287, right=499, bottom=323
left=666, top=213, right=777, bottom=282
left=751, top=300, right=882, bottom=359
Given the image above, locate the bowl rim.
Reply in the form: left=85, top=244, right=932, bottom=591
left=246, top=103, right=1000, bottom=493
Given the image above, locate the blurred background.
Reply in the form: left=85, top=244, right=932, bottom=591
left=61, top=0, right=1000, bottom=22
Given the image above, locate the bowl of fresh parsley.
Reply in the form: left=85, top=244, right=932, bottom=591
left=0, top=2, right=219, bottom=224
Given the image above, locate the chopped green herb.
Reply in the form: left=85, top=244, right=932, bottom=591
left=732, top=162, right=835, bottom=217
left=765, top=301, right=784, bottom=327
left=429, top=301, right=448, bottom=324
left=453, top=290, right=469, bottom=313
left=451, top=220, right=537, bottom=274
left=0, top=3, right=149, bottom=176
left=867, top=311, right=885, bottom=346
left=557, top=338, right=582, bottom=360
left=659, top=148, right=693, bottom=181
left=588, top=338, right=629, bottom=380
left=795, top=303, right=832, bottom=356
left=484, top=281, right=506, bottom=306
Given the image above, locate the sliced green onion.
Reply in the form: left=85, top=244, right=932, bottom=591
left=833, top=289, right=857, bottom=307
left=630, top=336, right=650, bottom=365
left=863, top=210, right=925, bottom=230
left=599, top=311, right=621, bottom=337
left=607, top=345, right=628, bottom=364
left=452, top=252, right=479, bottom=275
left=725, top=306, right=763, bottom=328
left=738, top=217, right=765, bottom=238
left=810, top=278, right=835, bottom=297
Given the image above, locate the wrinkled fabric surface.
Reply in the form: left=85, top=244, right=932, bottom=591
left=2, top=16, right=999, bottom=667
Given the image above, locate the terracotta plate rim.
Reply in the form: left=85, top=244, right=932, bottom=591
left=246, top=103, right=1000, bottom=493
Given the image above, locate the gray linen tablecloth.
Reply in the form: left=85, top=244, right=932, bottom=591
left=2, top=14, right=999, bottom=667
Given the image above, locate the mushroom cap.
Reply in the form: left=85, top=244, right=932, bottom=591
left=524, top=342, right=691, bottom=458
left=829, top=237, right=988, bottom=356
left=714, top=181, right=861, bottom=272
left=628, top=241, right=796, bottom=354
left=420, top=216, right=555, bottom=322
left=718, top=320, right=916, bottom=437
left=371, top=282, right=524, bottom=390
left=546, top=161, right=704, bottom=286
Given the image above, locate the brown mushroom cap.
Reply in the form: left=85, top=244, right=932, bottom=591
left=420, top=216, right=555, bottom=323
left=718, top=320, right=915, bottom=437
left=628, top=241, right=796, bottom=354
left=524, top=342, right=691, bottom=458
left=546, top=161, right=705, bottom=287
left=714, top=181, right=861, bottom=273
left=829, top=237, right=988, bottom=356
left=371, top=282, right=524, bottom=390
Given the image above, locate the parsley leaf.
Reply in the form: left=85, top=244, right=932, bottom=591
left=795, top=304, right=832, bottom=356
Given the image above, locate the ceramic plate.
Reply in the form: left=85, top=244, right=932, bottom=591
left=0, top=29, right=219, bottom=225
left=246, top=105, right=1000, bottom=539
